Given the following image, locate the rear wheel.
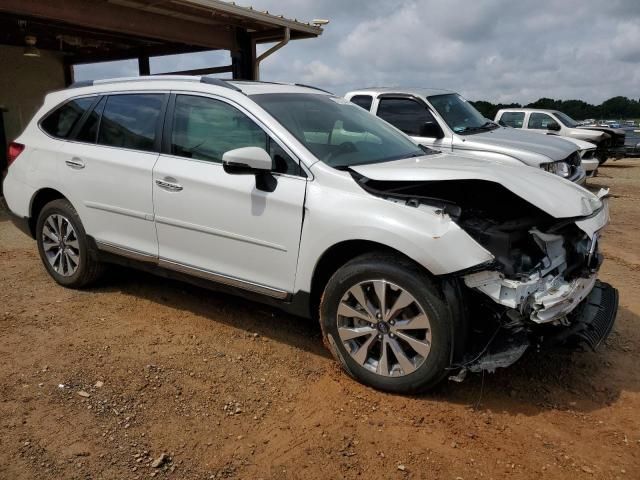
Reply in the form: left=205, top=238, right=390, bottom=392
left=320, top=253, right=453, bottom=393
left=36, top=199, right=104, bottom=288
left=596, top=150, right=609, bottom=165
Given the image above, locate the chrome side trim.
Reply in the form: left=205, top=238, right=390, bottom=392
left=158, top=257, right=289, bottom=300
left=154, top=215, right=287, bottom=252
left=95, top=241, right=289, bottom=299
left=85, top=201, right=154, bottom=221
left=95, top=241, right=157, bottom=263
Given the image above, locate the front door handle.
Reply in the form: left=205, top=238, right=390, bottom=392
left=65, top=158, right=85, bottom=169
left=155, top=179, right=183, bottom=192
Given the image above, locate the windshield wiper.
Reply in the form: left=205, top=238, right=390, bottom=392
left=458, top=121, right=498, bottom=133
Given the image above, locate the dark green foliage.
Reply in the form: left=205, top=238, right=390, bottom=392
left=470, top=96, right=640, bottom=121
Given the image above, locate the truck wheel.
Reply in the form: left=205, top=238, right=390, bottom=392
left=320, top=252, right=453, bottom=393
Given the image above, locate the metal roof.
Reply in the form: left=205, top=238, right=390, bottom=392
left=109, top=0, right=324, bottom=42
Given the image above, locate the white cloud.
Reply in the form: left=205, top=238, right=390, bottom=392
left=77, top=0, right=640, bottom=104
left=293, top=60, right=352, bottom=85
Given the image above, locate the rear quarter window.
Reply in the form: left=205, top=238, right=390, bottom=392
left=498, top=111, right=525, bottom=128
left=40, top=97, right=95, bottom=139
left=350, top=95, right=373, bottom=111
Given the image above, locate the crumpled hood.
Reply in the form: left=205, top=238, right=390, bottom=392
left=351, top=153, right=601, bottom=219
left=455, top=127, right=577, bottom=165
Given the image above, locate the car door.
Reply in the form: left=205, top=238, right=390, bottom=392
left=152, top=93, right=307, bottom=296
left=527, top=112, right=562, bottom=136
left=375, top=96, right=450, bottom=151
left=62, top=93, right=166, bottom=257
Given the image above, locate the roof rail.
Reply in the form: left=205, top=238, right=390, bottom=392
left=68, top=80, right=94, bottom=89
left=293, top=83, right=333, bottom=94
left=200, top=77, right=242, bottom=92
left=67, top=75, right=243, bottom=90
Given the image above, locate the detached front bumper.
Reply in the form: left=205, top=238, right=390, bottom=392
left=462, top=281, right=618, bottom=375
left=559, top=281, right=619, bottom=350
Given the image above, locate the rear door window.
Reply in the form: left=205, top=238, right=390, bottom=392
left=499, top=111, right=525, bottom=128
left=377, top=97, right=436, bottom=136
left=97, top=94, right=165, bottom=152
left=41, top=97, right=95, bottom=139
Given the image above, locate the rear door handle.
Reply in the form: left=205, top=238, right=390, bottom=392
left=155, top=179, right=183, bottom=192
left=65, top=158, right=85, bottom=169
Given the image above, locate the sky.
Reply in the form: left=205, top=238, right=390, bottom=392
left=74, top=0, right=640, bottom=104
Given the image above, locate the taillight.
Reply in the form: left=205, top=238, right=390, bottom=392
left=7, top=142, right=25, bottom=167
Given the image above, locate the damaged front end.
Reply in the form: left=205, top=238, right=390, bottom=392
left=352, top=172, right=619, bottom=377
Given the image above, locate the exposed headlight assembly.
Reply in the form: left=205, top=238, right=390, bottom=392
left=542, top=161, right=571, bottom=178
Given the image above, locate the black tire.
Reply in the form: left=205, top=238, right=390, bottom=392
left=35, top=199, right=104, bottom=288
left=319, top=252, right=453, bottom=394
left=596, top=151, right=608, bottom=165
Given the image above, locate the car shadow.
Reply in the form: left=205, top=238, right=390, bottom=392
left=94, top=264, right=330, bottom=359
left=599, top=163, right=637, bottom=169
left=94, top=265, right=636, bottom=416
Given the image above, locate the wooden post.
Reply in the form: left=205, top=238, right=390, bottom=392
left=232, top=29, right=256, bottom=80
left=138, top=55, right=150, bottom=76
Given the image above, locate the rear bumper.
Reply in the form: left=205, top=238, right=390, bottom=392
left=9, top=210, right=33, bottom=238
left=2, top=197, right=33, bottom=238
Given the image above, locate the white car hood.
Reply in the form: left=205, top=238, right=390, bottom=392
left=351, top=153, right=601, bottom=219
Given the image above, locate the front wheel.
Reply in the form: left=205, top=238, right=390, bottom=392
left=320, top=253, right=453, bottom=393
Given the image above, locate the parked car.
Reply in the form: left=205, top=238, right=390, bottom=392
left=3, top=76, right=618, bottom=393
left=624, top=128, right=640, bottom=157
left=345, top=88, right=586, bottom=184
left=494, top=108, right=626, bottom=164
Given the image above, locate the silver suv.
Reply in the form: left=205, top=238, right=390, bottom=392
left=3, top=76, right=617, bottom=393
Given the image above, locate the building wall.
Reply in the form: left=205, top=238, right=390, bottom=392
left=0, top=45, right=66, bottom=142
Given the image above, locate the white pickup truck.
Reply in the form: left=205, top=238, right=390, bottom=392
left=494, top=108, right=626, bottom=165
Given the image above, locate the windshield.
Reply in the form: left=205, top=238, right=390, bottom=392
left=251, top=93, right=427, bottom=168
left=427, top=93, right=497, bottom=134
left=554, top=111, right=579, bottom=128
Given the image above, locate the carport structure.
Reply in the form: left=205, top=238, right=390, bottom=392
left=0, top=0, right=324, bottom=171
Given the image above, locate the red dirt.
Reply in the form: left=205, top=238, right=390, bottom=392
left=1, top=160, right=639, bottom=479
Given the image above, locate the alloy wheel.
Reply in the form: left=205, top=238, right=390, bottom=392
left=41, top=214, right=81, bottom=277
left=336, top=279, right=432, bottom=377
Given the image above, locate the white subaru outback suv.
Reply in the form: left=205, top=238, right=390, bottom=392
left=2, top=76, right=618, bottom=393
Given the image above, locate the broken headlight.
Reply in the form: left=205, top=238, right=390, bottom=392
left=542, top=161, right=571, bottom=178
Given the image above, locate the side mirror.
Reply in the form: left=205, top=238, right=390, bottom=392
left=547, top=122, right=561, bottom=131
left=418, top=121, right=444, bottom=139
left=222, top=147, right=272, bottom=174
left=222, top=147, right=277, bottom=192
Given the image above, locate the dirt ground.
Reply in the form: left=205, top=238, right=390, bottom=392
left=1, top=160, right=639, bottom=480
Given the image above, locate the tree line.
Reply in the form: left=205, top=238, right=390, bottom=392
left=470, top=96, right=640, bottom=121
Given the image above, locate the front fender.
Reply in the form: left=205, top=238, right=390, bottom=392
left=294, top=182, right=494, bottom=293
